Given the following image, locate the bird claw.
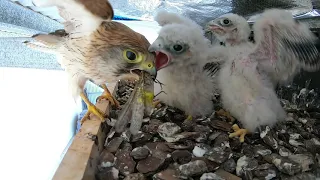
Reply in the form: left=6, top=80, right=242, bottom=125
left=229, top=124, right=248, bottom=143
left=97, top=92, right=121, bottom=109
left=216, top=109, right=235, bottom=123
left=80, top=103, right=105, bottom=124
left=98, top=84, right=121, bottom=109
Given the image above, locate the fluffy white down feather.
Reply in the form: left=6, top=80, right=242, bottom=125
left=208, top=12, right=319, bottom=86
left=151, top=11, right=223, bottom=117
left=218, top=47, right=286, bottom=132
left=218, top=8, right=320, bottom=132
left=210, top=8, right=320, bottom=133
left=206, top=13, right=251, bottom=47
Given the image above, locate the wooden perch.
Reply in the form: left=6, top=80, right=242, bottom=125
left=52, top=83, right=117, bottom=180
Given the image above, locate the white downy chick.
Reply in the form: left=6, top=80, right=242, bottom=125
left=149, top=10, right=223, bottom=118
left=218, top=9, right=320, bottom=142
left=206, top=13, right=252, bottom=47
left=205, top=13, right=255, bottom=121
left=207, top=12, right=319, bottom=86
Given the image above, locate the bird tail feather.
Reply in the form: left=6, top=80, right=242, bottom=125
left=23, top=42, right=57, bottom=54
left=32, top=0, right=62, bottom=7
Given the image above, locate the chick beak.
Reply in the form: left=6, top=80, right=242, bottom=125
left=148, top=37, right=164, bottom=52
left=149, top=38, right=171, bottom=71
left=207, top=22, right=226, bottom=35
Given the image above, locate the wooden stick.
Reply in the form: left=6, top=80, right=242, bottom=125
left=52, top=83, right=117, bottom=180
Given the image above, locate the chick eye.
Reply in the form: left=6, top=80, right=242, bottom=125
left=221, top=18, right=231, bottom=25
left=172, top=44, right=183, bottom=52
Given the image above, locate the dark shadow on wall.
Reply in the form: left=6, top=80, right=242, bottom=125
left=231, top=0, right=296, bottom=17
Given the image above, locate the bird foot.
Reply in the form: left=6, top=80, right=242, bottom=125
left=229, top=124, right=248, bottom=143
left=80, top=103, right=105, bottom=124
left=216, top=109, right=235, bottom=123
left=97, top=91, right=121, bottom=109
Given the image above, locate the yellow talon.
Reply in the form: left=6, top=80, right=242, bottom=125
left=80, top=92, right=105, bottom=124
left=97, top=84, right=121, bottom=109
left=229, top=124, right=248, bottom=143
left=186, top=115, right=193, bottom=121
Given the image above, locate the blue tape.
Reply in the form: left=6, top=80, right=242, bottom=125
left=113, top=15, right=141, bottom=21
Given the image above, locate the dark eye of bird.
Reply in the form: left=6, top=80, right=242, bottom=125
left=223, top=19, right=230, bottom=25
left=173, top=44, right=183, bottom=52
left=126, top=51, right=136, bottom=60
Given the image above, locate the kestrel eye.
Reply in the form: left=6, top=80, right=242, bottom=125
left=123, top=49, right=143, bottom=63
left=125, top=50, right=137, bottom=61
left=173, top=44, right=183, bottom=52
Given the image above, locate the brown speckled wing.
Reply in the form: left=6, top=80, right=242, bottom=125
left=48, top=0, right=114, bottom=34
left=77, top=0, right=114, bottom=20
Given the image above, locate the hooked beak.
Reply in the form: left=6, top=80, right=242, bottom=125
left=148, top=37, right=171, bottom=71
left=130, top=60, right=157, bottom=80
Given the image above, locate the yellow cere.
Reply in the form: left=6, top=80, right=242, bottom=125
left=141, top=61, right=154, bottom=70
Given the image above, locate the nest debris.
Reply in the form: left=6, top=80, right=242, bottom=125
left=96, top=79, right=320, bottom=180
